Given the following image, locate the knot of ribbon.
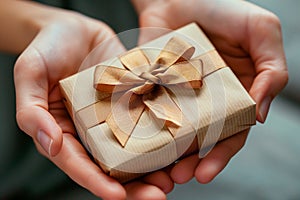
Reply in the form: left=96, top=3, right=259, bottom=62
left=93, top=37, right=203, bottom=146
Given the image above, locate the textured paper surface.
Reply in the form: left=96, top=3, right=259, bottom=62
left=59, top=23, right=256, bottom=182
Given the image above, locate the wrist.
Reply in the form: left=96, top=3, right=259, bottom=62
left=0, top=1, right=77, bottom=53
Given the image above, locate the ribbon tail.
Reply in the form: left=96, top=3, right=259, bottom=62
left=143, top=86, right=182, bottom=137
left=76, top=96, right=112, bottom=130
left=193, top=50, right=227, bottom=76
left=106, top=91, right=145, bottom=147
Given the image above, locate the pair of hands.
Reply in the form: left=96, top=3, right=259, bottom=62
left=13, top=0, right=288, bottom=199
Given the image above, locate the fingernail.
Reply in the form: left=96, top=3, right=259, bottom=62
left=37, top=130, right=53, bottom=156
left=259, top=96, right=272, bottom=123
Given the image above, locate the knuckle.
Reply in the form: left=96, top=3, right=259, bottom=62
left=256, top=11, right=282, bottom=33
left=269, top=68, right=289, bottom=90
left=282, top=70, right=289, bottom=84
left=278, top=69, right=289, bottom=91
left=276, top=69, right=289, bottom=88
left=14, top=55, right=26, bottom=76
left=265, top=12, right=281, bottom=29
left=14, top=51, right=45, bottom=80
left=15, top=108, right=27, bottom=132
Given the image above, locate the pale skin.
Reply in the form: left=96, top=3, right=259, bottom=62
left=0, top=0, right=288, bottom=200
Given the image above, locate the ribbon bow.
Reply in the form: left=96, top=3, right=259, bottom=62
left=94, top=37, right=203, bottom=146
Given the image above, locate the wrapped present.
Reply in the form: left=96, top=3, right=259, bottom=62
left=59, top=23, right=256, bottom=183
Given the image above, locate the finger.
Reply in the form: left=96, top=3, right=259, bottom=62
left=14, top=46, right=63, bottom=156
left=125, top=181, right=166, bottom=200
left=169, top=139, right=199, bottom=184
left=170, top=154, right=199, bottom=184
left=170, top=155, right=199, bottom=184
left=247, top=10, right=288, bottom=123
left=36, top=133, right=126, bottom=200
left=195, top=130, right=249, bottom=184
left=137, top=11, right=172, bottom=45
left=142, top=171, right=174, bottom=194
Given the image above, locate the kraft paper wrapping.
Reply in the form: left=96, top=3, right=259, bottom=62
left=59, top=23, right=256, bottom=183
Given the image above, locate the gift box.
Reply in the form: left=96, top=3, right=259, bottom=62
left=59, top=23, right=256, bottom=183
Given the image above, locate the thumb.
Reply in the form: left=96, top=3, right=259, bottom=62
left=249, top=66, right=288, bottom=123
left=14, top=45, right=62, bottom=157
left=248, top=13, right=288, bottom=123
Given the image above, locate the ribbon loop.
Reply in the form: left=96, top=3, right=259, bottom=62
left=119, top=48, right=151, bottom=76
left=154, top=37, right=195, bottom=67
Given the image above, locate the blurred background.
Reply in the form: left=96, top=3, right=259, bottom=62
left=0, top=0, right=299, bottom=199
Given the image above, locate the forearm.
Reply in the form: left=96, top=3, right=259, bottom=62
left=0, top=0, right=63, bottom=54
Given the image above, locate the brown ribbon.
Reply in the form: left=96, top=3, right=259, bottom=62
left=93, top=37, right=205, bottom=147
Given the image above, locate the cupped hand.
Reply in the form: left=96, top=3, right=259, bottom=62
left=13, top=3, right=173, bottom=199
left=133, top=0, right=288, bottom=184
